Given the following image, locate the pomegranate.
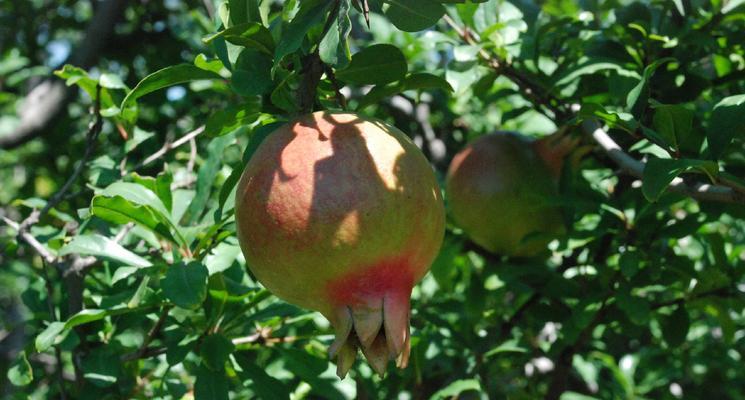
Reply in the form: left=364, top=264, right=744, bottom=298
left=446, top=132, right=565, bottom=257
left=235, top=112, right=445, bottom=377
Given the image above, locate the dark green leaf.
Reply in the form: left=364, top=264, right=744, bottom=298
left=641, top=157, right=718, bottom=202
left=81, top=347, right=120, bottom=387
left=200, top=333, right=235, bottom=371
left=183, top=134, right=232, bottom=225
left=652, top=104, right=693, bottom=152
left=616, top=290, right=650, bottom=325
left=336, top=44, right=407, bottom=85
left=204, top=103, right=259, bottom=138
left=626, top=58, right=674, bottom=117
left=707, top=94, right=745, bottom=158
left=618, top=251, right=641, bottom=279
left=385, top=0, right=446, bottom=32
left=403, top=72, right=454, bottom=92
left=228, top=0, right=262, bottom=26
left=194, top=364, right=229, bottom=400
left=660, top=305, right=689, bottom=347
left=161, top=261, right=209, bottom=309
left=231, top=49, right=273, bottom=96
left=235, top=355, right=291, bottom=400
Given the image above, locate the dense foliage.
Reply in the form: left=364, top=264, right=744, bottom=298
left=2, top=0, right=745, bottom=399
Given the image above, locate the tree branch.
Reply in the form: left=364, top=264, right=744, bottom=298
left=583, top=119, right=745, bottom=204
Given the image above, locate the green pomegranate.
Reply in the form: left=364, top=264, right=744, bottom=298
left=446, top=132, right=565, bottom=257
left=235, top=111, right=445, bottom=378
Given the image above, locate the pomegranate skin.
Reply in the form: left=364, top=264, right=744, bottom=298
left=235, top=111, right=445, bottom=377
left=446, top=132, right=564, bottom=257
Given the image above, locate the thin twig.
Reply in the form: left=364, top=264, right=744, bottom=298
left=129, top=126, right=205, bottom=173
left=113, top=223, right=135, bottom=243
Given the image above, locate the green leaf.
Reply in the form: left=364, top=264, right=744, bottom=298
left=616, top=290, right=650, bottom=325
left=652, top=104, right=693, bottom=152
left=429, top=379, right=483, bottom=400
left=707, top=94, right=745, bottom=158
left=99, top=73, right=127, bottom=90
left=231, top=49, right=273, bottom=96
left=101, top=181, right=170, bottom=217
left=7, top=351, right=33, bottom=386
left=660, top=305, right=689, bottom=347
left=274, top=0, right=333, bottom=67
left=270, top=70, right=299, bottom=113
left=319, top=0, right=352, bottom=68
left=618, top=251, right=641, bottom=279
left=204, top=103, right=259, bottom=138
left=120, top=65, right=223, bottom=112
left=81, top=347, right=120, bottom=387
left=194, top=54, right=225, bottom=74
left=626, top=58, right=674, bottom=117
left=54, top=64, right=98, bottom=98
left=578, top=103, right=638, bottom=133
left=65, top=309, right=109, bottom=330
left=228, top=0, right=262, bottom=26
left=641, top=157, right=719, bottom=202
left=161, top=261, right=209, bottom=309
left=59, top=234, right=152, bottom=268
left=124, top=127, right=155, bottom=153
left=335, top=44, right=407, bottom=85
left=200, top=333, right=235, bottom=371
left=205, top=242, right=242, bottom=275
left=235, top=355, right=291, bottom=400
left=183, top=134, right=232, bottom=225
left=560, top=393, right=601, bottom=400
left=553, top=58, right=640, bottom=88
left=402, top=72, right=454, bottom=92
left=91, top=195, right=179, bottom=245
left=385, top=0, right=446, bottom=32
left=194, top=364, right=229, bottom=400
left=35, top=322, right=67, bottom=352
left=204, top=22, right=275, bottom=55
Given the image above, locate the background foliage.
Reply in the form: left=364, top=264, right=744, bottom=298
left=2, top=0, right=745, bottom=399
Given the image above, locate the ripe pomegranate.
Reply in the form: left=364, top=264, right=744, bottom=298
left=235, top=111, right=445, bottom=378
left=446, top=132, right=565, bottom=257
